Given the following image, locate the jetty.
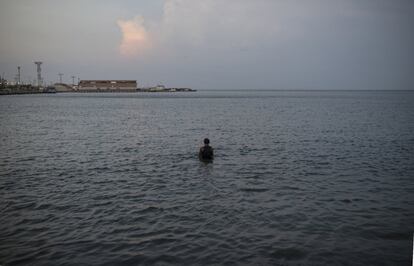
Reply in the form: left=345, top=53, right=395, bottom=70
left=0, top=85, right=56, bottom=95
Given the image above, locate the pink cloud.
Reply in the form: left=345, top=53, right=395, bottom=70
left=117, top=16, right=151, bottom=57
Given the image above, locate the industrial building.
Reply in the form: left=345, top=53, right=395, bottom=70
left=78, top=80, right=137, bottom=92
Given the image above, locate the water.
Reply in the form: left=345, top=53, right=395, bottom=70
left=0, top=90, right=413, bottom=265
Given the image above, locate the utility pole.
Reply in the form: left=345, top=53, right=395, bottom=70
left=58, top=73, right=63, bottom=84
left=71, top=76, right=75, bottom=86
left=17, top=66, right=21, bottom=85
left=34, top=61, right=43, bottom=87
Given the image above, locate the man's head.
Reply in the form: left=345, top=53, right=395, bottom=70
left=204, top=138, right=210, bottom=145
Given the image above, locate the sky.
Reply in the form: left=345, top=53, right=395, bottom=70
left=0, top=0, right=413, bottom=90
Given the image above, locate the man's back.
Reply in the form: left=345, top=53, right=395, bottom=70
left=199, top=145, right=214, bottom=160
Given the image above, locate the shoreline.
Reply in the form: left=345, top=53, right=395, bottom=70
left=0, top=87, right=197, bottom=96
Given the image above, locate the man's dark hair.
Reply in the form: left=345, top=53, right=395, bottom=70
left=204, top=138, right=210, bottom=145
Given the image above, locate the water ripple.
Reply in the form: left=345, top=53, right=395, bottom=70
left=1, top=91, right=413, bottom=265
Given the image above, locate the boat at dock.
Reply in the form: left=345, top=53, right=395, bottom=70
left=139, top=84, right=196, bottom=92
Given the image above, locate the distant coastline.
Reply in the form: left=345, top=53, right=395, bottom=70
left=0, top=83, right=196, bottom=95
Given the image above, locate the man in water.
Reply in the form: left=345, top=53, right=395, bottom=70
left=199, top=138, right=214, bottom=161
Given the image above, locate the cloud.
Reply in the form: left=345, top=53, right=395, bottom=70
left=116, top=0, right=281, bottom=57
left=117, top=16, right=151, bottom=57
left=114, top=0, right=414, bottom=90
left=158, top=0, right=280, bottom=50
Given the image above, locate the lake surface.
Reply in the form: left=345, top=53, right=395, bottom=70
left=0, top=90, right=413, bottom=265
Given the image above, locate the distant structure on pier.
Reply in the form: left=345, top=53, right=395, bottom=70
left=78, top=80, right=137, bottom=92
left=17, top=66, right=21, bottom=85
left=34, top=61, right=43, bottom=87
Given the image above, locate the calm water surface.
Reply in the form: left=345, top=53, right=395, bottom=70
left=0, top=90, right=413, bottom=265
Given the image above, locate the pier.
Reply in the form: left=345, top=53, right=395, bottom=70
left=0, top=84, right=196, bottom=95
left=0, top=85, right=56, bottom=95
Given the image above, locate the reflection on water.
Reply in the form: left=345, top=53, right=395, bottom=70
left=0, top=90, right=413, bottom=265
